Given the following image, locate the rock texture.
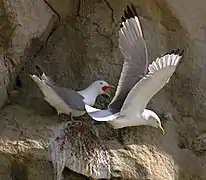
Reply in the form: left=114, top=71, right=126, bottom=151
left=1, top=0, right=206, bottom=179
left=0, top=0, right=58, bottom=107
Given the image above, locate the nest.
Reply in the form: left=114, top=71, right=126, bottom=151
left=50, top=120, right=111, bottom=180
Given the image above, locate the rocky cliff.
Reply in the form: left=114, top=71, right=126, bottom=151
left=1, top=0, right=206, bottom=179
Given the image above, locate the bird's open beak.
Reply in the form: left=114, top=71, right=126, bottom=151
left=159, top=125, right=165, bottom=134
left=102, top=85, right=115, bottom=97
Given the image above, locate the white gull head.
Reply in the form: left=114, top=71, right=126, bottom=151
left=90, top=80, right=114, bottom=96
left=142, top=109, right=164, bottom=134
left=106, top=109, right=164, bottom=134
left=78, top=80, right=114, bottom=106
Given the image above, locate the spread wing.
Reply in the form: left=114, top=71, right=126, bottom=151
left=30, top=75, right=85, bottom=111
left=108, top=4, right=148, bottom=111
left=120, top=49, right=184, bottom=116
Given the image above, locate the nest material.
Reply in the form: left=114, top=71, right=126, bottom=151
left=50, top=120, right=111, bottom=180
left=189, top=133, right=206, bottom=157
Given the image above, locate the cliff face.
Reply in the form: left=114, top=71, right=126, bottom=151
left=1, top=0, right=206, bottom=179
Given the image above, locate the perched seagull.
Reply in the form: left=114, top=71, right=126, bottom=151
left=85, top=4, right=184, bottom=133
left=30, top=65, right=114, bottom=118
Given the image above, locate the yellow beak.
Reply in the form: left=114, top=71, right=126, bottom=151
left=159, top=125, right=165, bottom=134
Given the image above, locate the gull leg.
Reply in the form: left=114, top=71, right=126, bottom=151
left=57, top=111, right=71, bottom=121
left=117, top=129, right=125, bottom=144
left=69, top=112, right=74, bottom=122
left=61, top=114, right=72, bottom=121
left=70, top=112, right=74, bottom=121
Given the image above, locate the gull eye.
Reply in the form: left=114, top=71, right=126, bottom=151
left=100, top=82, right=103, bottom=85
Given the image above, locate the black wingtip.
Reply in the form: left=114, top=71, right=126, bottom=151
left=131, top=4, right=138, bottom=16
left=120, top=16, right=125, bottom=28
left=124, top=10, right=130, bottom=19
left=162, top=49, right=184, bottom=57
left=35, top=64, right=44, bottom=76
left=120, top=4, right=138, bottom=28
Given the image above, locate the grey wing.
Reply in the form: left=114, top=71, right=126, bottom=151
left=120, top=49, right=183, bottom=116
left=35, top=65, right=85, bottom=110
left=108, top=4, right=148, bottom=111
left=46, top=83, right=85, bottom=111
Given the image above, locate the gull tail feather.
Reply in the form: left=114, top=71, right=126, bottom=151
left=35, top=64, right=52, bottom=83
left=36, top=64, right=44, bottom=76
left=30, top=75, right=47, bottom=91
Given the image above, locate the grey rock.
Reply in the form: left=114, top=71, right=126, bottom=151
left=1, top=0, right=206, bottom=179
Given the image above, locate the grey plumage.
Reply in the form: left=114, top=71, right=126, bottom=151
left=120, top=51, right=182, bottom=116
left=108, top=4, right=148, bottom=111
left=47, top=84, right=85, bottom=111
left=34, top=65, right=85, bottom=111
left=85, top=4, right=183, bottom=131
left=31, top=65, right=113, bottom=117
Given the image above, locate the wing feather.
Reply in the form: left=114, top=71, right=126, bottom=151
left=47, top=84, right=85, bottom=111
left=35, top=64, right=56, bottom=86
left=120, top=50, right=184, bottom=116
left=30, top=75, right=85, bottom=111
left=108, top=4, right=148, bottom=111
left=85, top=105, right=119, bottom=122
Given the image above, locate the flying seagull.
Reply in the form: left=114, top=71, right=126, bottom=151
left=30, top=65, right=114, bottom=118
left=85, top=4, right=184, bottom=133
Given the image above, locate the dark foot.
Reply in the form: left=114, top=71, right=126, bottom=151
left=59, top=113, right=70, bottom=121
left=117, top=129, right=125, bottom=144
left=69, top=112, right=74, bottom=122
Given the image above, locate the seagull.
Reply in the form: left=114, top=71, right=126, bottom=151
left=85, top=4, right=184, bottom=133
left=30, top=65, right=114, bottom=119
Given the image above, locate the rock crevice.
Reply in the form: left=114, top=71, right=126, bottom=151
left=1, top=0, right=206, bottom=180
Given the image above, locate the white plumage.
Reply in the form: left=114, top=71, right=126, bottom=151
left=31, top=75, right=85, bottom=116
left=85, top=4, right=184, bottom=132
left=30, top=65, right=114, bottom=118
left=120, top=53, right=181, bottom=116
